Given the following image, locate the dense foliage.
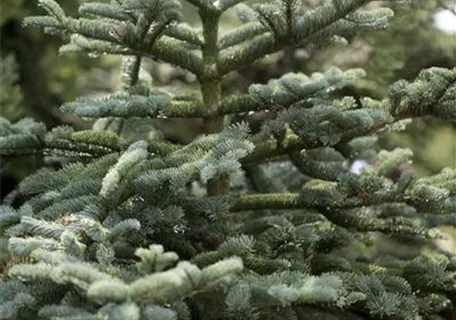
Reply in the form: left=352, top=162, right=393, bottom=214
left=0, top=0, right=455, bottom=319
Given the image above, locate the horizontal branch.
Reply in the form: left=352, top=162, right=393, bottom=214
left=218, top=33, right=278, bottom=76
left=164, top=24, right=204, bottom=47
left=149, top=37, right=205, bottom=76
left=241, top=117, right=396, bottom=165
left=62, top=93, right=207, bottom=119
left=218, top=22, right=267, bottom=49
left=0, top=145, right=110, bottom=159
left=227, top=192, right=433, bottom=238
left=166, top=100, right=208, bottom=118
left=219, top=94, right=263, bottom=114
left=231, top=193, right=309, bottom=211
left=187, top=191, right=404, bottom=214
left=241, top=133, right=309, bottom=165
left=0, top=137, right=180, bottom=158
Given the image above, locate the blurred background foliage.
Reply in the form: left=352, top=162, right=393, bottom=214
left=0, top=0, right=455, bottom=246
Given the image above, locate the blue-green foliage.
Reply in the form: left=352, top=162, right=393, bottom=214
left=0, top=0, right=455, bottom=319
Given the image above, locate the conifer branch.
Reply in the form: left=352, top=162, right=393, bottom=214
left=242, top=66, right=456, bottom=164
left=3, top=2, right=456, bottom=318
left=218, top=22, right=267, bottom=50
left=199, top=192, right=434, bottom=238
left=220, top=67, right=365, bottom=114
left=289, top=151, right=351, bottom=182
left=230, top=193, right=307, bottom=211
left=219, top=94, right=263, bottom=114
left=0, top=120, right=180, bottom=158
left=149, top=37, right=205, bottom=76
left=205, top=167, right=453, bottom=239
left=218, top=33, right=277, bottom=76
left=25, top=0, right=204, bottom=76
left=242, top=131, right=306, bottom=164
left=78, top=2, right=133, bottom=22
left=0, top=128, right=121, bottom=158
left=164, top=23, right=204, bottom=47
left=242, top=117, right=390, bottom=164
left=65, top=33, right=204, bottom=74
left=226, top=192, right=399, bottom=212
left=62, top=93, right=206, bottom=119
left=218, top=0, right=372, bottom=75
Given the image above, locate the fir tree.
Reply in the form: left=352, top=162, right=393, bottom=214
left=0, top=0, right=455, bottom=319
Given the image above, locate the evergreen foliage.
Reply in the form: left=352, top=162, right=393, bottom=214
left=0, top=0, right=455, bottom=319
